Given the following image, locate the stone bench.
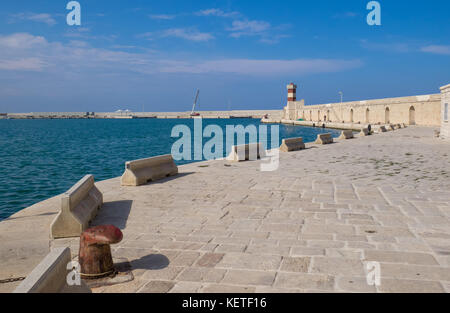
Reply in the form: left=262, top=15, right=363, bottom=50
left=338, top=130, right=354, bottom=140
left=360, top=128, right=370, bottom=136
left=121, top=154, right=178, bottom=186
left=314, top=133, right=333, bottom=145
left=280, top=137, right=305, bottom=152
left=227, top=143, right=266, bottom=162
left=14, top=247, right=91, bottom=293
left=51, top=175, right=103, bottom=239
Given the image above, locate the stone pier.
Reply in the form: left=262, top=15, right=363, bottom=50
left=1, top=126, right=449, bottom=293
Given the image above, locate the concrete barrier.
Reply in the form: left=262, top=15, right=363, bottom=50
left=227, top=143, right=266, bottom=162
left=338, top=130, right=354, bottom=140
left=121, top=154, right=178, bottom=186
left=281, top=119, right=295, bottom=125
left=51, top=175, right=103, bottom=239
left=360, top=128, right=370, bottom=136
left=280, top=137, right=305, bottom=152
left=14, top=247, right=91, bottom=293
left=314, top=133, right=333, bottom=145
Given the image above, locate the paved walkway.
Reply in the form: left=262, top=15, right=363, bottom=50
left=1, top=126, right=449, bottom=293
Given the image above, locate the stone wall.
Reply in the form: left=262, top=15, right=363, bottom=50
left=283, top=93, right=442, bottom=126
left=284, top=100, right=305, bottom=120
left=441, top=84, right=450, bottom=140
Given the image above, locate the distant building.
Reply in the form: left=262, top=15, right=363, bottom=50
left=282, top=83, right=445, bottom=126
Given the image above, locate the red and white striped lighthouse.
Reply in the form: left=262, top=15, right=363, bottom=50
left=287, top=83, right=297, bottom=102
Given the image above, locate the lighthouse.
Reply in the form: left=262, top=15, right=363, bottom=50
left=287, top=83, right=297, bottom=102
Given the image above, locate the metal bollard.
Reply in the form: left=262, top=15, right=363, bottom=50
left=79, top=225, right=123, bottom=279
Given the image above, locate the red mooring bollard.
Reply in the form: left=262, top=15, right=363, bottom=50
left=79, top=225, right=123, bottom=279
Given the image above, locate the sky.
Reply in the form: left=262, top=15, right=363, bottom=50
left=0, top=0, right=449, bottom=113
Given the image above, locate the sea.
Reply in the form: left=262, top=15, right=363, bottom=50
left=0, top=118, right=341, bottom=220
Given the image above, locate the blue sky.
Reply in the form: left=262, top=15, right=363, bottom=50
left=0, top=0, right=449, bottom=113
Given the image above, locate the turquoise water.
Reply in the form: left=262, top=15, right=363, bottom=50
left=0, top=119, right=340, bottom=220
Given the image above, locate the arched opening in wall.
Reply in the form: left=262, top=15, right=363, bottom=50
left=385, top=107, right=390, bottom=124
left=309, top=111, right=312, bottom=121
left=350, top=109, right=354, bottom=123
left=326, top=110, right=330, bottom=122
left=318, top=110, right=321, bottom=121
left=409, top=106, right=416, bottom=125
left=365, top=108, right=370, bottom=123
left=302, top=111, right=305, bottom=120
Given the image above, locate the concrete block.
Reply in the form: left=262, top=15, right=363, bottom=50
left=227, top=143, right=266, bottom=162
left=280, top=137, right=305, bottom=152
left=14, top=247, right=91, bottom=293
left=314, top=133, right=333, bottom=145
left=121, top=154, right=178, bottom=186
left=51, top=175, right=103, bottom=239
left=377, top=126, right=387, bottom=133
left=360, top=128, right=370, bottom=136
left=338, top=130, right=354, bottom=140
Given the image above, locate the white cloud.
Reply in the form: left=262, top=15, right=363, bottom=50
left=0, top=58, right=46, bottom=71
left=0, top=33, right=148, bottom=73
left=0, top=33, right=362, bottom=76
left=149, top=14, right=176, bottom=20
left=161, top=28, right=214, bottom=41
left=140, top=28, right=214, bottom=42
left=228, top=20, right=271, bottom=38
left=68, top=40, right=89, bottom=48
left=10, top=13, right=57, bottom=26
left=421, top=45, right=450, bottom=55
left=226, top=20, right=286, bottom=43
left=196, top=8, right=239, bottom=18
left=0, top=33, right=47, bottom=49
left=158, top=58, right=363, bottom=75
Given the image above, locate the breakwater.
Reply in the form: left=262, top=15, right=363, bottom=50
left=3, top=110, right=283, bottom=120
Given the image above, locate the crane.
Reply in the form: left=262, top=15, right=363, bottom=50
left=190, top=89, right=200, bottom=117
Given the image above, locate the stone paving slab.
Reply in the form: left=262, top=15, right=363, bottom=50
left=0, top=126, right=449, bottom=293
